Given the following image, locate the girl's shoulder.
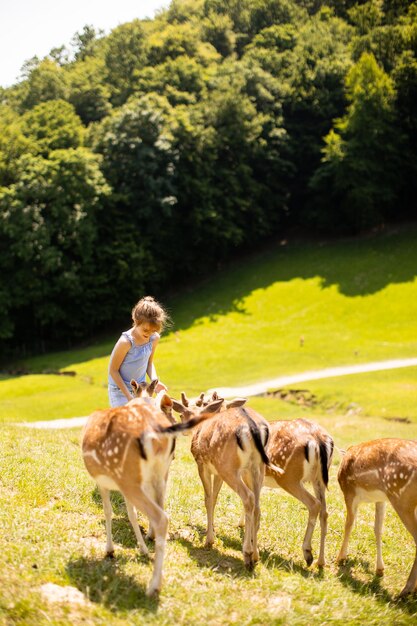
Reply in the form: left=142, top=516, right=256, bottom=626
left=120, top=330, right=134, bottom=346
left=150, top=332, right=160, bottom=343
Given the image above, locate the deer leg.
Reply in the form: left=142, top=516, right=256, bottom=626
left=389, top=500, right=417, bottom=596
left=400, top=547, right=417, bottom=597
left=197, top=464, right=217, bottom=547
left=98, top=486, right=114, bottom=557
left=280, top=481, right=320, bottom=567
left=295, top=485, right=320, bottom=567
left=212, top=474, right=223, bottom=528
left=251, top=467, right=264, bottom=563
left=124, top=486, right=169, bottom=597
left=124, top=498, right=149, bottom=556
left=228, top=475, right=256, bottom=568
left=146, top=477, right=167, bottom=541
left=313, top=479, right=328, bottom=567
left=238, top=509, right=245, bottom=528
left=337, top=494, right=358, bottom=563
left=374, top=501, right=386, bottom=575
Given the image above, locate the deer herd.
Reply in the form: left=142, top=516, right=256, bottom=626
left=81, top=380, right=417, bottom=598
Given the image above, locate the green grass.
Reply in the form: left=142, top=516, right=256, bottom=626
left=1, top=410, right=417, bottom=625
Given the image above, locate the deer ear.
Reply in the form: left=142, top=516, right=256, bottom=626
left=180, top=391, right=189, bottom=407
left=204, top=398, right=224, bottom=414
left=172, top=399, right=186, bottom=414
left=212, top=391, right=219, bottom=400
left=226, top=398, right=247, bottom=409
left=131, top=380, right=139, bottom=393
left=159, top=393, right=173, bottom=410
left=148, top=379, right=159, bottom=396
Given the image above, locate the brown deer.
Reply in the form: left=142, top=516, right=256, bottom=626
left=263, top=418, right=334, bottom=567
left=337, top=438, right=417, bottom=597
left=183, top=393, right=334, bottom=568
left=82, top=379, right=223, bottom=596
left=172, top=392, right=283, bottom=569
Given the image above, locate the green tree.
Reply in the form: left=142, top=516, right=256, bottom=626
left=89, top=95, right=177, bottom=301
left=311, top=52, right=404, bottom=232
left=258, top=8, right=352, bottom=217
left=0, top=106, right=33, bottom=186
left=0, top=148, right=109, bottom=346
left=135, top=55, right=207, bottom=105
left=147, top=22, right=201, bottom=65
left=104, top=20, right=148, bottom=106
left=71, top=25, right=104, bottom=61
left=201, top=11, right=236, bottom=56
left=67, top=57, right=111, bottom=124
left=19, top=59, right=67, bottom=111
left=22, top=100, right=84, bottom=156
left=393, top=50, right=417, bottom=216
left=170, top=61, right=291, bottom=272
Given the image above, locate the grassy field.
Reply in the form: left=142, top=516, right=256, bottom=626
left=1, top=224, right=417, bottom=624
left=1, top=408, right=417, bottom=625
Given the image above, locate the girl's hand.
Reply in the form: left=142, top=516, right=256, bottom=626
left=155, top=381, right=168, bottom=393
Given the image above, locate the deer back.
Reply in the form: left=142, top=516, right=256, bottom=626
left=82, top=399, right=177, bottom=486
left=190, top=405, right=269, bottom=469
left=338, top=438, right=417, bottom=499
left=266, top=418, right=334, bottom=485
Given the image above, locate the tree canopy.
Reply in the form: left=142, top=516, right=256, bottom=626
left=1, top=0, right=416, bottom=355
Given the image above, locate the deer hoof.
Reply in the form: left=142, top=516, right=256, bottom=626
left=146, top=585, right=160, bottom=598
left=244, top=552, right=255, bottom=570
left=304, top=550, right=313, bottom=567
left=398, top=587, right=413, bottom=599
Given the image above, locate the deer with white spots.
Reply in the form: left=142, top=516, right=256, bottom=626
left=172, top=393, right=284, bottom=569
left=186, top=393, right=334, bottom=568
left=263, top=418, right=334, bottom=568
left=337, top=438, right=417, bottom=597
left=82, top=379, right=223, bottom=596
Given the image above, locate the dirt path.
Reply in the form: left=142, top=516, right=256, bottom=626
left=20, top=356, right=417, bottom=429
left=210, top=357, right=417, bottom=398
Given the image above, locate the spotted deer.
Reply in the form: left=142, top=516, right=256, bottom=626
left=185, top=394, right=334, bottom=567
left=263, top=418, right=334, bottom=567
left=172, top=392, right=283, bottom=569
left=82, top=379, right=223, bottom=596
left=337, top=438, right=417, bottom=597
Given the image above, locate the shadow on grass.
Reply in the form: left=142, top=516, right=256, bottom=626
left=176, top=534, right=256, bottom=580
left=92, top=486, right=125, bottom=514
left=337, top=558, right=417, bottom=615
left=215, top=526, right=323, bottom=582
left=260, top=548, right=324, bottom=580
left=91, top=487, right=152, bottom=550
left=179, top=523, right=320, bottom=582
left=66, top=555, right=159, bottom=613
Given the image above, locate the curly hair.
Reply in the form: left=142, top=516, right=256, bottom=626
left=131, top=296, right=171, bottom=332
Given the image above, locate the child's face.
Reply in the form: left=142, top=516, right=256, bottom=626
left=137, top=322, right=159, bottom=342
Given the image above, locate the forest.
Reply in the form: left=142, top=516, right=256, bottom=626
left=0, top=0, right=416, bottom=354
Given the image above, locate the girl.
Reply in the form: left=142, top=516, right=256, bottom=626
left=108, top=296, right=170, bottom=407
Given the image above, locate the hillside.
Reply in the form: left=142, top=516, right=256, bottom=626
left=1, top=223, right=416, bottom=423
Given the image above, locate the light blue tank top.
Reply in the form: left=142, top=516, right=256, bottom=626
left=108, top=329, right=159, bottom=386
